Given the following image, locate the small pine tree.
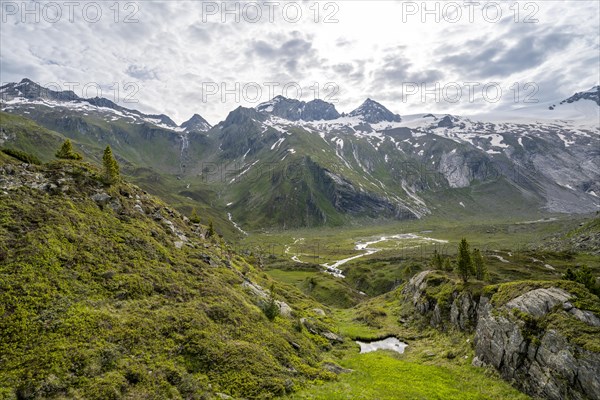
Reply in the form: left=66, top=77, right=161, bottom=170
left=430, top=250, right=443, bottom=270
left=55, top=139, right=82, bottom=160
left=456, top=238, right=473, bottom=283
left=102, top=146, right=120, bottom=184
left=190, top=208, right=200, bottom=223
left=207, top=220, right=215, bottom=237
left=563, top=266, right=599, bottom=295
left=574, top=266, right=596, bottom=289
left=443, top=257, right=452, bottom=272
left=472, top=248, right=487, bottom=280
left=263, top=284, right=279, bottom=321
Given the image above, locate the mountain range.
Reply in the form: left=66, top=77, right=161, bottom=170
left=1, top=79, right=598, bottom=233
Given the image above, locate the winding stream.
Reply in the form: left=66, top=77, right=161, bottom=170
left=319, top=234, right=448, bottom=278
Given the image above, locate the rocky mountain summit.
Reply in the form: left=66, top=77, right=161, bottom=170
left=348, top=98, right=402, bottom=124
left=559, top=86, right=600, bottom=106
left=256, top=95, right=341, bottom=121
left=0, top=79, right=208, bottom=132
left=181, top=113, right=212, bottom=132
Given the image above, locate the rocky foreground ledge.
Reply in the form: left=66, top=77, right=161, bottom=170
left=403, top=270, right=600, bottom=400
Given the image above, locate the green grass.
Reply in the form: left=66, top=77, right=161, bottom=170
left=0, top=158, right=337, bottom=399
left=285, top=350, right=530, bottom=400
left=0, top=111, right=238, bottom=237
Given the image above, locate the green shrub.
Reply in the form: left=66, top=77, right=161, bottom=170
left=55, top=139, right=83, bottom=160
left=1, top=148, right=41, bottom=164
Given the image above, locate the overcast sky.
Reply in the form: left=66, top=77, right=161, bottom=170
left=1, top=0, right=599, bottom=124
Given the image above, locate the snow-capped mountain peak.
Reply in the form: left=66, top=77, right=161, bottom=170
left=557, top=85, right=600, bottom=106
left=181, top=113, right=212, bottom=132
left=1, top=79, right=78, bottom=102
left=348, top=98, right=401, bottom=124
left=0, top=78, right=183, bottom=131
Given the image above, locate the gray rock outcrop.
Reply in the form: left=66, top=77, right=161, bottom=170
left=402, top=272, right=600, bottom=400
left=474, top=292, right=600, bottom=400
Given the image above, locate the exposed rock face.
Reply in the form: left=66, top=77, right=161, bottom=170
left=241, top=280, right=293, bottom=318
left=317, top=167, right=413, bottom=219
left=402, top=272, right=600, bottom=400
left=402, top=270, right=480, bottom=330
left=438, top=150, right=495, bottom=189
left=474, top=293, right=600, bottom=400
left=91, top=192, right=112, bottom=207
left=505, top=287, right=570, bottom=317
left=437, top=115, right=457, bottom=128
left=403, top=270, right=433, bottom=304
left=450, top=291, right=479, bottom=331
left=256, top=96, right=340, bottom=121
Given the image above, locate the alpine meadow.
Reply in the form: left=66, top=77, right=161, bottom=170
left=1, top=1, right=599, bottom=399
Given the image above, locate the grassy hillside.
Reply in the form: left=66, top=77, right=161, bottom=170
left=0, top=153, right=338, bottom=399
left=0, top=111, right=238, bottom=237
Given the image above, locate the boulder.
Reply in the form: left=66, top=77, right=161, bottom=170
left=505, top=287, right=570, bottom=318
left=91, top=192, right=111, bottom=207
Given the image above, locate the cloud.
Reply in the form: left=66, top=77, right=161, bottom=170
left=0, top=1, right=598, bottom=122
left=126, top=65, right=158, bottom=81
left=242, top=31, right=325, bottom=82
left=187, top=26, right=212, bottom=43
left=441, top=32, right=576, bottom=79
left=373, top=47, right=444, bottom=87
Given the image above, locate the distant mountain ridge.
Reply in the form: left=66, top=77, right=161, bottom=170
left=1, top=78, right=598, bottom=232
left=0, top=78, right=211, bottom=132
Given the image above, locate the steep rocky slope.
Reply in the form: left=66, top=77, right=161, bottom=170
left=402, top=271, right=600, bottom=400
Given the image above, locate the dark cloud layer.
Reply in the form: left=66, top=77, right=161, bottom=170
left=441, top=32, right=576, bottom=79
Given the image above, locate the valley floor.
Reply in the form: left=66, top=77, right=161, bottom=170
left=249, top=215, right=600, bottom=399
left=284, top=304, right=530, bottom=399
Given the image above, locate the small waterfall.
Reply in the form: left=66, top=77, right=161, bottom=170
left=179, top=132, right=189, bottom=175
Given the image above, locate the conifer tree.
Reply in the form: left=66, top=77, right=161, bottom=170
left=456, top=238, right=473, bottom=283
left=102, top=146, right=120, bottom=184
left=563, top=268, right=576, bottom=281
left=55, top=139, right=82, bottom=160
left=472, top=248, right=487, bottom=280
left=443, top=257, right=452, bottom=272
left=207, top=220, right=215, bottom=237
left=190, top=208, right=201, bottom=223
left=430, top=249, right=443, bottom=270
left=263, top=284, right=279, bottom=321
